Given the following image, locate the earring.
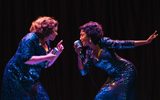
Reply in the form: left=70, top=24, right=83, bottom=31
left=89, top=39, right=92, bottom=43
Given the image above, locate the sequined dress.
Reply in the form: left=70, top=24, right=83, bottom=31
left=82, top=37, right=137, bottom=100
left=1, top=33, right=50, bottom=100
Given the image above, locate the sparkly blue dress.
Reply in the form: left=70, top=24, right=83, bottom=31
left=82, top=37, right=137, bottom=100
left=1, top=33, right=50, bottom=100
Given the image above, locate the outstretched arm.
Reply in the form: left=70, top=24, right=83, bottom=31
left=101, top=30, right=158, bottom=49
left=134, top=30, right=158, bottom=46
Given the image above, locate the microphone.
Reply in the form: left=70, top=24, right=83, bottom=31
left=74, top=40, right=87, bottom=76
left=74, top=40, right=85, bottom=62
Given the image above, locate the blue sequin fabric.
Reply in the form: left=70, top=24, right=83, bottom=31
left=83, top=37, right=137, bottom=100
left=1, top=33, right=49, bottom=100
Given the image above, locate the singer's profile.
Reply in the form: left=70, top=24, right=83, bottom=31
left=74, top=21, right=158, bottom=100
left=1, top=16, right=64, bottom=100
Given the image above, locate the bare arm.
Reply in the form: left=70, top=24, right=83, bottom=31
left=134, top=30, right=158, bottom=46
left=25, top=40, right=64, bottom=67
left=74, top=44, right=87, bottom=76
left=102, top=30, right=158, bottom=49
left=25, top=53, right=55, bottom=65
left=78, top=55, right=84, bottom=70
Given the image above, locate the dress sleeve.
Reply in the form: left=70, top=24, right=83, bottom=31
left=80, top=56, right=95, bottom=76
left=100, top=37, right=135, bottom=49
left=17, top=38, right=36, bottom=62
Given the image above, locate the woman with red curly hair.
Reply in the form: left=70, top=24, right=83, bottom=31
left=1, top=16, right=64, bottom=100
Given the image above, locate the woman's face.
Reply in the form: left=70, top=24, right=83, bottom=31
left=45, top=27, right=58, bottom=41
left=80, top=30, right=90, bottom=46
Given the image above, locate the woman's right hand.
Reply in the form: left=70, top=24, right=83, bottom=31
left=74, top=45, right=81, bottom=56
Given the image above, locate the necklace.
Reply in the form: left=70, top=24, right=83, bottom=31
left=98, top=49, right=103, bottom=57
left=39, top=39, right=49, bottom=52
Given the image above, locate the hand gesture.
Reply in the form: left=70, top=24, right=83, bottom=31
left=56, top=40, right=64, bottom=52
left=147, top=30, right=158, bottom=43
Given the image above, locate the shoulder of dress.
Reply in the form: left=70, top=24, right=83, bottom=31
left=22, top=32, right=38, bottom=42
left=99, top=37, right=111, bottom=43
left=102, top=37, right=111, bottom=40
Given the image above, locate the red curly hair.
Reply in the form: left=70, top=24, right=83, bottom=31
left=30, top=16, right=58, bottom=39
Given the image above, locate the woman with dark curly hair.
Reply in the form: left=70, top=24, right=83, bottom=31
left=74, top=21, right=158, bottom=100
left=1, top=16, right=64, bottom=100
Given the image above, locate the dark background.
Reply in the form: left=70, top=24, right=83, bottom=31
left=0, top=0, right=160, bottom=100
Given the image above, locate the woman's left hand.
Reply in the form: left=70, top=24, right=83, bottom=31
left=147, top=30, right=158, bottom=43
left=56, top=40, right=64, bottom=52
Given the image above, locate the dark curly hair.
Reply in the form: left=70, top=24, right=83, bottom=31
left=29, top=16, right=58, bottom=39
left=80, top=21, right=104, bottom=45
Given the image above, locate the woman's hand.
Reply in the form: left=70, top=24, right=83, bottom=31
left=56, top=40, right=64, bottom=52
left=46, top=50, right=56, bottom=62
left=74, top=44, right=81, bottom=56
left=146, top=30, right=158, bottom=44
left=45, top=40, right=64, bottom=68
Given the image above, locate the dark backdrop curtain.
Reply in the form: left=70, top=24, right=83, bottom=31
left=0, top=0, right=160, bottom=100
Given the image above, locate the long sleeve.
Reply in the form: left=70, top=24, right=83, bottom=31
left=17, top=38, right=35, bottom=62
left=100, top=37, right=135, bottom=49
left=15, top=33, right=48, bottom=68
left=79, top=49, right=94, bottom=76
